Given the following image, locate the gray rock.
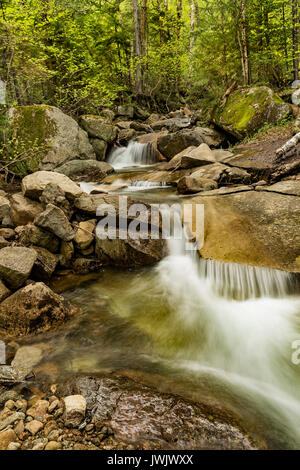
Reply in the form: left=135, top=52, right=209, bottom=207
left=10, top=193, right=43, bottom=226
left=39, top=183, right=72, bottom=217
left=63, top=395, right=86, bottom=428
left=17, top=224, right=60, bottom=253
left=0, top=196, right=10, bottom=222
left=0, top=280, right=11, bottom=302
left=0, top=412, right=25, bottom=432
left=292, top=88, right=300, bottom=105
left=34, top=204, right=76, bottom=242
left=0, top=367, right=25, bottom=385
left=31, top=247, right=58, bottom=282
left=80, top=116, right=117, bottom=143
left=0, top=247, right=37, bottom=289
left=22, top=171, right=82, bottom=201
left=117, top=105, right=134, bottom=119
left=89, top=139, right=107, bottom=161
left=55, top=159, right=113, bottom=181
left=177, top=176, right=218, bottom=194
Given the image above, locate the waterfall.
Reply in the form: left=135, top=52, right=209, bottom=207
left=107, top=141, right=159, bottom=169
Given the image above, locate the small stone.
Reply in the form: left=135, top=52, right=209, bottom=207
left=7, top=441, right=21, bottom=450
left=45, top=441, right=62, bottom=450
left=14, top=419, right=24, bottom=437
left=0, top=412, right=25, bottom=432
left=25, top=419, right=44, bottom=435
left=0, top=429, right=17, bottom=450
left=48, top=399, right=59, bottom=413
left=15, top=399, right=27, bottom=413
left=85, top=423, right=94, bottom=432
left=26, top=400, right=49, bottom=421
left=5, top=400, right=15, bottom=410
left=63, top=395, right=86, bottom=427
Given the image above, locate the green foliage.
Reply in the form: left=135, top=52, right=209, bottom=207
left=0, top=0, right=298, bottom=114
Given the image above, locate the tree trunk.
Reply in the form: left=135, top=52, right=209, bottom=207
left=132, top=0, right=143, bottom=94
left=292, top=0, right=299, bottom=81
left=189, top=0, right=195, bottom=55
left=240, top=0, right=250, bottom=85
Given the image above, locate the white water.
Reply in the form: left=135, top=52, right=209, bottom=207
left=107, top=141, right=159, bottom=169
left=151, top=208, right=300, bottom=446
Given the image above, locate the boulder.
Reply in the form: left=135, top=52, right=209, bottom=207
left=117, top=105, right=134, bottom=119
left=31, top=247, right=58, bottom=282
left=184, top=189, right=300, bottom=272
left=74, top=221, right=95, bottom=251
left=130, top=121, right=152, bottom=133
left=39, top=183, right=72, bottom=217
left=0, top=247, right=37, bottom=289
left=11, top=345, right=44, bottom=376
left=60, top=241, right=74, bottom=267
left=177, top=176, right=217, bottom=194
left=34, top=204, right=76, bottom=241
left=79, top=115, right=117, bottom=143
left=166, top=144, right=216, bottom=170
left=22, top=171, right=82, bottom=201
left=191, top=163, right=228, bottom=182
left=7, top=105, right=95, bottom=175
left=73, top=258, right=100, bottom=274
left=0, top=195, right=10, bottom=222
left=55, top=159, right=113, bottom=181
left=255, top=180, right=300, bottom=196
left=151, top=117, right=191, bottom=132
left=157, top=128, right=225, bottom=160
left=96, top=230, right=166, bottom=267
left=10, top=193, right=43, bottom=226
left=118, top=128, right=137, bottom=144
left=17, top=224, right=60, bottom=253
left=214, top=86, right=291, bottom=140
left=89, top=139, right=107, bottom=161
left=292, top=88, right=300, bottom=105
left=0, top=282, right=79, bottom=336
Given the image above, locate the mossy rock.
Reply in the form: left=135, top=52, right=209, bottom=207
left=2, top=105, right=95, bottom=178
left=214, top=86, right=291, bottom=140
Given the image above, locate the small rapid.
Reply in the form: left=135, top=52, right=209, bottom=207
left=107, top=141, right=159, bottom=169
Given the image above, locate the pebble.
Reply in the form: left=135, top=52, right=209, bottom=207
left=15, top=399, right=27, bottom=413
left=0, top=429, right=17, bottom=450
left=45, top=441, right=62, bottom=450
left=48, top=399, right=59, bottom=413
left=63, top=395, right=86, bottom=427
left=7, top=441, right=21, bottom=450
left=0, top=412, right=25, bottom=432
left=5, top=400, right=15, bottom=410
left=25, top=419, right=44, bottom=436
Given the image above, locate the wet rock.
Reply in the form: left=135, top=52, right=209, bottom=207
left=62, top=375, right=257, bottom=450
left=80, top=116, right=117, bottom=143
left=74, top=221, right=95, bottom=251
left=0, top=246, right=37, bottom=289
left=219, top=166, right=252, bottom=185
left=8, top=105, right=95, bottom=175
left=55, top=160, right=113, bottom=182
left=177, top=176, right=217, bottom=194
left=73, top=258, right=101, bottom=275
left=34, top=204, right=76, bottom=241
left=11, top=345, right=44, bottom=376
left=89, top=139, right=107, bottom=161
left=0, top=429, right=17, bottom=450
left=118, top=128, right=137, bottom=144
left=95, top=230, right=166, bottom=267
left=0, top=280, right=11, bottom=302
left=191, top=163, right=228, bottom=182
left=63, top=395, right=86, bottom=428
left=22, top=171, right=82, bottom=201
left=17, top=224, right=60, bottom=253
left=152, top=117, right=191, bottom=132
left=10, top=193, right=43, bottom=226
left=255, top=180, right=300, bottom=196
left=157, top=128, right=225, bottom=160
left=214, top=86, right=291, bottom=139
left=130, top=122, right=152, bottom=133
left=0, top=282, right=80, bottom=337
left=60, top=241, right=74, bottom=267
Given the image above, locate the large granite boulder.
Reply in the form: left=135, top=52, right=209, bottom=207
left=183, top=183, right=300, bottom=272
left=10, top=193, right=43, bottom=225
left=0, top=282, right=79, bottom=336
left=34, top=204, right=76, bottom=241
left=7, top=105, right=95, bottom=175
left=55, top=159, right=113, bottom=181
left=157, top=128, right=225, bottom=160
left=214, top=86, right=291, bottom=140
left=22, top=171, right=82, bottom=201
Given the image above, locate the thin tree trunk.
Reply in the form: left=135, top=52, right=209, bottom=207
left=240, top=0, right=250, bottom=85
left=292, top=0, right=299, bottom=81
left=282, top=1, right=289, bottom=71
left=132, top=0, right=142, bottom=94
left=189, top=0, right=195, bottom=54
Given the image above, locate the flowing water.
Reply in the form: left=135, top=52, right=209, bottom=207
left=107, top=141, right=159, bottom=169
left=34, top=145, right=300, bottom=449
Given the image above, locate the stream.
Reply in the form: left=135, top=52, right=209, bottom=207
left=30, top=142, right=300, bottom=449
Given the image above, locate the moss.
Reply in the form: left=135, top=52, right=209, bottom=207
left=6, top=105, right=57, bottom=177
left=215, top=86, right=290, bottom=139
